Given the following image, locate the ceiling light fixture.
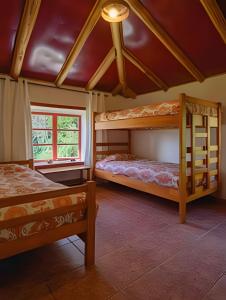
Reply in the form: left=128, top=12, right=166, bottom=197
left=101, top=0, right=130, bottom=23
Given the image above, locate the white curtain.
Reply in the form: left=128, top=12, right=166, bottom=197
left=0, top=77, right=33, bottom=161
left=84, top=92, right=107, bottom=166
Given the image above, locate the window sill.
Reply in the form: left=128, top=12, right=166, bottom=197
left=35, top=160, right=84, bottom=170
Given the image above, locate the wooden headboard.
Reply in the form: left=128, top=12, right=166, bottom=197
left=0, top=159, right=34, bottom=169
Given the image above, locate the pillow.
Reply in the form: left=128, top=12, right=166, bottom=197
left=101, top=153, right=136, bottom=162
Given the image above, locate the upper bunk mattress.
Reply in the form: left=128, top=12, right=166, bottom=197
left=95, top=100, right=179, bottom=122
left=96, top=159, right=179, bottom=189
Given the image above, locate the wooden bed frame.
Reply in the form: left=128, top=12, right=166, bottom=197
left=0, top=160, right=96, bottom=267
left=92, top=93, right=221, bottom=223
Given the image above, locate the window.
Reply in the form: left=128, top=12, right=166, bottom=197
left=32, top=112, right=81, bottom=161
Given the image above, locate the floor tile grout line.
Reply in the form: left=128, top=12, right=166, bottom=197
left=118, top=220, right=226, bottom=292
left=120, top=238, right=201, bottom=292
left=201, top=272, right=225, bottom=299
left=196, top=220, right=226, bottom=241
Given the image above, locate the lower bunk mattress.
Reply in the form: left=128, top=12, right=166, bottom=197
left=96, top=158, right=179, bottom=189
left=0, top=164, right=86, bottom=242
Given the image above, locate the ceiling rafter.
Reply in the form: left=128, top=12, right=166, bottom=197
left=126, top=0, right=205, bottom=82
left=110, top=22, right=136, bottom=98
left=122, top=48, right=168, bottom=91
left=200, top=0, right=226, bottom=44
left=86, top=47, right=116, bottom=90
left=112, top=83, right=123, bottom=96
left=10, top=0, right=42, bottom=79
left=55, top=0, right=102, bottom=87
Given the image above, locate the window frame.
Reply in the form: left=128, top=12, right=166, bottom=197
left=32, top=111, right=82, bottom=162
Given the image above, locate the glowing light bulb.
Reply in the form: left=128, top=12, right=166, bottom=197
left=108, top=7, right=119, bottom=19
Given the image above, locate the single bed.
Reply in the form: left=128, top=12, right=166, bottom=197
left=0, top=160, right=96, bottom=266
left=93, top=94, right=221, bottom=223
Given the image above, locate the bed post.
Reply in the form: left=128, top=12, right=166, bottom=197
left=85, top=180, right=96, bottom=267
left=217, top=103, right=222, bottom=193
left=128, top=130, right=131, bottom=153
left=91, top=112, right=96, bottom=180
left=179, top=94, right=187, bottom=223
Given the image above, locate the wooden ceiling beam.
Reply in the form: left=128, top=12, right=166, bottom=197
left=86, top=47, right=116, bottom=90
left=55, top=0, right=102, bottom=87
left=110, top=22, right=126, bottom=87
left=127, top=0, right=205, bottom=82
left=200, top=0, right=226, bottom=44
left=10, top=0, right=42, bottom=79
left=110, top=22, right=136, bottom=98
left=122, top=48, right=168, bottom=91
left=112, top=83, right=123, bottom=96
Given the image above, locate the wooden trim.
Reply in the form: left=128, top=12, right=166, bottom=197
left=31, top=102, right=86, bottom=111
left=10, top=0, right=42, bottom=78
left=95, top=115, right=179, bottom=130
left=122, top=48, right=168, bottom=91
left=55, top=0, right=102, bottom=86
left=128, top=130, right=131, bottom=153
left=127, top=0, right=205, bottom=82
left=86, top=47, right=116, bottom=90
left=200, top=0, right=226, bottom=44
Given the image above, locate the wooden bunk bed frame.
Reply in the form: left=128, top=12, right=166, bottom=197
left=92, top=94, right=221, bottom=223
left=0, top=159, right=96, bottom=267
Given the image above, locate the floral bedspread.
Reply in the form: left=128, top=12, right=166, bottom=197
left=95, top=100, right=179, bottom=122
left=0, top=164, right=86, bottom=242
left=96, top=159, right=179, bottom=189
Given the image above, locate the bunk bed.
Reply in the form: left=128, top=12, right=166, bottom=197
left=0, top=160, right=96, bottom=266
left=92, top=94, right=221, bottom=223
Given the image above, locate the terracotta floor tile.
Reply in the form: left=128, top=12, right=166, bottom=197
left=0, top=282, right=54, bottom=300
left=204, top=275, right=226, bottom=300
left=48, top=266, right=118, bottom=300
left=1, top=183, right=226, bottom=299
left=123, top=230, right=226, bottom=300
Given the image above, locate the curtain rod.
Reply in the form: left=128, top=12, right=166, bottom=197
left=0, top=74, right=111, bottom=97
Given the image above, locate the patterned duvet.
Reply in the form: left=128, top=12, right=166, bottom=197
left=96, top=159, right=179, bottom=189
left=0, top=164, right=86, bottom=242
left=95, top=100, right=179, bottom=122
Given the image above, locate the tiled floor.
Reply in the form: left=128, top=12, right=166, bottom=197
left=1, top=182, right=226, bottom=300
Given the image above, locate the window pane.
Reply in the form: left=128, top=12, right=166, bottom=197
left=32, top=115, right=52, bottom=129
left=57, top=131, right=78, bottom=144
left=33, top=146, right=53, bottom=160
left=32, top=130, right=52, bottom=144
left=57, top=145, right=79, bottom=158
left=57, top=116, right=79, bottom=129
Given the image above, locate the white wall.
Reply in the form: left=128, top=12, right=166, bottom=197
left=28, top=83, right=89, bottom=107
left=105, top=74, right=226, bottom=199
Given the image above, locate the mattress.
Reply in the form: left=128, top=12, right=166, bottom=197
left=0, top=164, right=86, bottom=242
left=96, top=159, right=179, bottom=189
left=95, top=100, right=180, bottom=122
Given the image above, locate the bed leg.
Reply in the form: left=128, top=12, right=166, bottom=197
left=85, top=181, right=96, bottom=267
left=179, top=198, right=186, bottom=224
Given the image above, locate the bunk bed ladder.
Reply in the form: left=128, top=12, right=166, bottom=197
left=190, top=112, right=220, bottom=195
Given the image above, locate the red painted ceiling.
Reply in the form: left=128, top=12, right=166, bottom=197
left=0, top=0, right=226, bottom=96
